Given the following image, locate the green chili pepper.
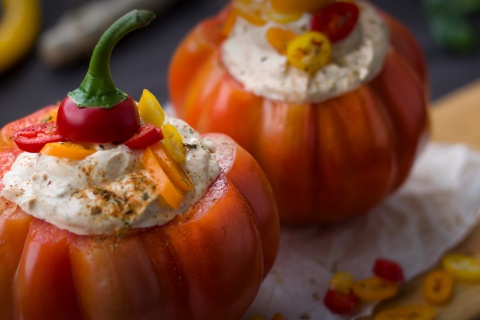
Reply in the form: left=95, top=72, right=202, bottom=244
left=56, top=10, right=156, bottom=143
left=68, top=9, right=155, bottom=108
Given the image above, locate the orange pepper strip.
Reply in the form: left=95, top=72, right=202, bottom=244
left=266, top=27, right=297, bottom=55
left=373, top=304, right=436, bottom=320
left=142, top=147, right=183, bottom=209
left=222, top=9, right=239, bottom=38
left=421, top=269, right=454, bottom=305
left=352, top=276, right=399, bottom=302
left=148, top=141, right=193, bottom=192
left=40, top=142, right=95, bottom=160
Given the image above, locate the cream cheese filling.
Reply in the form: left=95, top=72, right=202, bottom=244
left=221, top=1, right=389, bottom=104
left=1, top=117, right=220, bottom=235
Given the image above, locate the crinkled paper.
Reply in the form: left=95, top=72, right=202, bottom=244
left=244, top=143, right=480, bottom=320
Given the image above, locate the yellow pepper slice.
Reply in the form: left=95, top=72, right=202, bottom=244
left=266, top=27, right=297, bottom=55
left=421, top=269, right=454, bottom=305
left=286, top=31, right=331, bottom=74
left=373, top=304, right=436, bottom=320
left=40, top=142, right=95, bottom=160
left=352, top=276, right=399, bottom=302
left=138, top=89, right=165, bottom=128
left=148, top=141, right=193, bottom=192
left=142, top=147, right=183, bottom=209
left=329, top=271, right=355, bottom=295
left=442, top=253, right=480, bottom=283
left=162, top=123, right=187, bottom=163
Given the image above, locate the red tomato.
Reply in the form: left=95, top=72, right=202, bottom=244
left=123, top=124, right=163, bottom=149
left=56, top=96, right=140, bottom=143
left=12, top=122, right=67, bottom=153
left=373, top=258, right=405, bottom=283
left=0, top=109, right=279, bottom=319
left=310, top=2, right=360, bottom=43
left=168, top=7, right=429, bottom=224
left=323, top=289, right=358, bottom=314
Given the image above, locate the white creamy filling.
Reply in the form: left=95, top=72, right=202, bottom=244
left=1, top=117, right=220, bottom=235
left=221, top=1, right=389, bottom=104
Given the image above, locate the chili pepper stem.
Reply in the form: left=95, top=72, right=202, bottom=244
left=68, top=10, right=155, bottom=108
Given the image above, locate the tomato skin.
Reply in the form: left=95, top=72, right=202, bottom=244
left=14, top=219, right=80, bottom=320
left=0, top=120, right=279, bottom=319
left=0, top=202, right=33, bottom=320
left=168, top=8, right=429, bottom=224
left=56, top=96, right=140, bottom=143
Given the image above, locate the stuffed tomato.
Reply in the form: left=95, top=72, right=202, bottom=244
left=0, top=10, right=279, bottom=319
left=0, top=106, right=279, bottom=320
left=169, top=0, right=429, bottom=224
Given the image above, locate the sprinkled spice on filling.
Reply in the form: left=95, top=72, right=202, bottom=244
left=1, top=117, right=220, bottom=236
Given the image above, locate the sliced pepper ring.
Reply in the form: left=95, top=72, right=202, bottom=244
left=310, top=2, right=360, bottom=43
left=421, top=269, right=454, bottom=305
left=352, top=276, right=399, bottom=302
left=286, top=31, right=332, bottom=74
left=12, top=122, right=66, bottom=153
left=442, top=253, right=480, bottom=282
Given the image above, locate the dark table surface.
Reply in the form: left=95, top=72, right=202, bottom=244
left=0, top=0, right=479, bottom=127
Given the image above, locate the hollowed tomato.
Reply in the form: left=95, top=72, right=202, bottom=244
left=0, top=108, right=280, bottom=319
left=168, top=6, right=429, bottom=224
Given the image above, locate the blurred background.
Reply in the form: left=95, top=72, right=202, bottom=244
left=0, top=0, right=479, bottom=127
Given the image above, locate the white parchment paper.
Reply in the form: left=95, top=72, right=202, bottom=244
left=243, top=143, right=480, bottom=320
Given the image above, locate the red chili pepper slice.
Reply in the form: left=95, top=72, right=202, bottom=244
left=123, top=124, right=163, bottom=149
left=323, top=288, right=358, bottom=315
left=12, top=122, right=67, bottom=153
left=373, top=258, right=405, bottom=283
left=310, top=2, right=360, bottom=43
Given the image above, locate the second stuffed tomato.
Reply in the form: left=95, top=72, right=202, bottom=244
left=169, top=0, right=430, bottom=224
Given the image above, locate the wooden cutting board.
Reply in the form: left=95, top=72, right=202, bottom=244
left=361, top=79, right=480, bottom=320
